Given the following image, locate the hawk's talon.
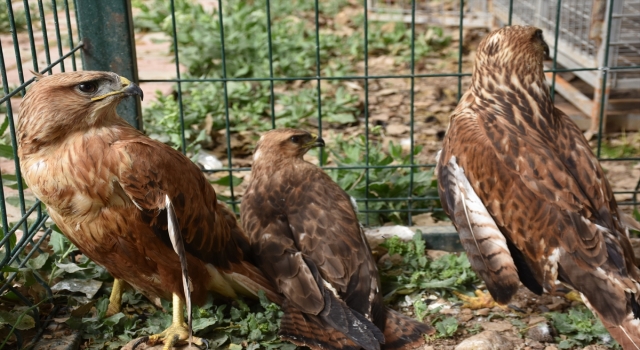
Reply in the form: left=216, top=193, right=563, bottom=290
left=134, top=294, right=205, bottom=350
left=131, top=336, right=149, bottom=350
left=453, top=290, right=507, bottom=310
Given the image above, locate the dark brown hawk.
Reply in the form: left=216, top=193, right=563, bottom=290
left=241, top=128, right=434, bottom=350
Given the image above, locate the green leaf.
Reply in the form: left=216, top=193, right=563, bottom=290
left=102, top=312, right=125, bottom=327
left=2, top=174, right=27, bottom=190
left=49, top=230, right=69, bottom=255
left=0, top=144, right=15, bottom=159
left=0, top=310, right=36, bottom=330
left=192, top=317, right=217, bottom=332
left=435, top=316, right=458, bottom=338
left=327, top=113, right=356, bottom=124
left=56, top=262, right=89, bottom=274
left=229, top=344, right=243, bottom=350
left=208, top=334, right=229, bottom=348
left=1, top=265, right=19, bottom=272
left=211, top=175, right=243, bottom=187
left=0, top=116, right=9, bottom=136
left=26, top=252, right=49, bottom=270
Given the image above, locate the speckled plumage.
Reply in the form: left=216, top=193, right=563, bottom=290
left=18, top=71, right=280, bottom=308
left=437, top=26, right=640, bottom=349
left=242, top=129, right=433, bottom=350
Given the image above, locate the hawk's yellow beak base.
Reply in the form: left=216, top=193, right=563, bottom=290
left=91, top=76, right=144, bottom=101
left=304, top=134, right=325, bottom=149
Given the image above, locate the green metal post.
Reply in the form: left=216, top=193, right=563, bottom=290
left=76, top=0, right=142, bottom=129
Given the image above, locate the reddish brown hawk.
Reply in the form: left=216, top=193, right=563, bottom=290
left=18, top=71, right=280, bottom=349
left=437, top=26, right=640, bottom=349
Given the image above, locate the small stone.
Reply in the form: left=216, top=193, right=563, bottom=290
left=525, top=340, right=546, bottom=350
left=526, top=323, right=555, bottom=343
left=459, top=309, right=474, bottom=322
left=386, top=123, right=409, bottom=135
left=440, top=307, right=459, bottom=315
left=547, top=301, right=566, bottom=311
left=537, top=305, right=550, bottom=313
left=481, top=320, right=514, bottom=332
left=475, top=308, right=490, bottom=316
left=544, top=346, right=558, bottom=350
left=529, top=316, right=547, bottom=325
left=455, top=330, right=513, bottom=350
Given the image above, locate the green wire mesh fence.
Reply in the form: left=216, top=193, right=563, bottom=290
left=1, top=0, right=639, bottom=346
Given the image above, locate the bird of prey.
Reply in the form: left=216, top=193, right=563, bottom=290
left=436, top=25, right=640, bottom=349
left=18, top=71, right=280, bottom=349
left=241, top=128, right=434, bottom=350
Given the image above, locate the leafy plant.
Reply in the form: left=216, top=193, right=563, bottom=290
left=596, top=133, right=640, bottom=159
left=0, top=2, right=27, bottom=33
left=378, top=232, right=479, bottom=301
left=546, top=306, right=620, bottom=349
left=133, top=0, right=451, bottom=154
left=325, top=130, right=440, bottom=225
left=65, top=290, right=291, bottom=350
left=433, top=316, right=459, bottom=338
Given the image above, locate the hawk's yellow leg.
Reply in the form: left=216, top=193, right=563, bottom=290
left=105, top=279, right=125, bottom=316
left=453, top=290, right=508, bottom=310
left=143, top=294, right=206, bottom=350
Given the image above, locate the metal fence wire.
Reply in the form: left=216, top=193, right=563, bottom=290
left=1, top=0, right=639, bottom=346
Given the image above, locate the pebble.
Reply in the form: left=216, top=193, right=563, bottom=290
left=475, top=308, right=490, bottom=316
left=454, top=330, right=513, bottom=350
left=528, top=316, right=547, bottom=325
left=526, top=322, right=555, bottom=343
left=458, top=309, right=474, bottom=322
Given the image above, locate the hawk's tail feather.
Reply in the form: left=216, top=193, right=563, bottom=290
left=439, top=156, right=521, bottom=303
left=279, top=300, right=361, bottom=350
left=317, top=289, right=383, bottom=350
left=381, top=308, right=434, bottom=350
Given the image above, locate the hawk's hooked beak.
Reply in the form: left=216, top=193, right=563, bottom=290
left=304, top=133, right=325, bottom=149
left=91, top=76, right=144, bottom=101
left=542, top=41, right=551, bottom=61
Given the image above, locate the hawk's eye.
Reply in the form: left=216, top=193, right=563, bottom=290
left=290, top=136, right=301, bottom=143
left=77, top=81, right=98, bottom=94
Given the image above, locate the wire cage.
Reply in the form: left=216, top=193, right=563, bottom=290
left=493, top=0, right=640, bottom=132
left=0, top=0, right=639, bottom=347
left=494, top=0, right=640, bottom=89
left=0, top=0, right=82, bottom=347
left=368, top=0, right=493, bottom=27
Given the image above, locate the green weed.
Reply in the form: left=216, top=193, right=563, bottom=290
left=378, top=232, right=479, bottom=300
left=132, top=0, right=451, bottom=154
left=433, top=316, right=459, bottom=338
left=597, top=133, right=640, bottom=159
left=546, top=306, right=620, bottom=349
left=325, top=130, right=440, bottom=225
left=65, top=290, right=289, bottom=350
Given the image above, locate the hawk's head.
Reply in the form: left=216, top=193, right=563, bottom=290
left=18, top=71, right=143, bottom=148
left=475, top=25, right=550, bottom=72
left=253, top=128, right=325, bottom=162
